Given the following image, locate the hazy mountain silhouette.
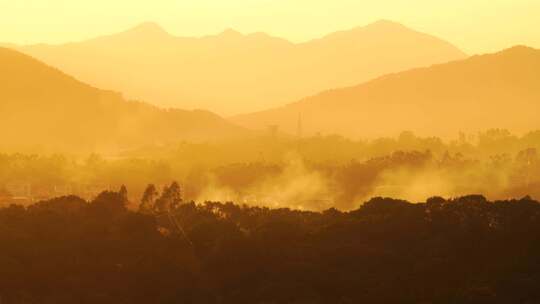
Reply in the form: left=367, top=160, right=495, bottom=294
left=9, top=20, right=466, bottom=115
left=0, top=48, right=248, bottom=152
left=233, top=46, right=540, bottom=138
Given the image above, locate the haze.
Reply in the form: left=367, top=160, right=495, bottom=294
left=4, top=2, right=540, bottom=302
left=1, top=0, right=540, bottom=54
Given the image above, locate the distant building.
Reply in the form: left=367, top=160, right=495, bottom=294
left=6, top=182, right=32, bottom=197
left=53, top=184, right=73, bottom=197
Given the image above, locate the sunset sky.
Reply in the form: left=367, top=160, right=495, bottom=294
left=1, top=0, right=539, bottom=54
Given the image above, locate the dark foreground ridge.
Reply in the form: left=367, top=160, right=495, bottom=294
left=1, top=189, right=540, bottom=303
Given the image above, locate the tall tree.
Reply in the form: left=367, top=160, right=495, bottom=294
left=140, top=184, right=158, bottom=213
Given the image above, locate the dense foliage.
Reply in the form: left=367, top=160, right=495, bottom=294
left=3, top=130, right=540, bottom=210
left=1, top=188, right=540, bottom=303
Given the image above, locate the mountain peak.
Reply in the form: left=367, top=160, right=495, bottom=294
left=126, top=22, right=169, bottom=36
left=364, top=19, right=407, bottom=31
left=219, top=28, right=243, bottom=38
left=499, top=45, right=536, bottom=55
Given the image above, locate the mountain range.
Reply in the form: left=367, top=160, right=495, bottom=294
left=0, top=22, right=540, bottom=147
left=233, top=46, right=540, bottom=138
left=0, top=47, right=248, bottom=152
left=7, top=20, right=466, bottom=115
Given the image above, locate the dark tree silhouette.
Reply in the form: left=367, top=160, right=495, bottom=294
left=119, top=184, right=128, bottom=200
left=154, top=181, right=182, bottom=213
left=139, top=184, right=158, bottom=213
left=2, top=188, right=540, bottom=303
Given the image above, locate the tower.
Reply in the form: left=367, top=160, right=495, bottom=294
left=297, top=112, right=303, bottom=138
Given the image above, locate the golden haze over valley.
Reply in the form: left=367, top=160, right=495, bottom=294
left=1, top=1, right=540, bottom=302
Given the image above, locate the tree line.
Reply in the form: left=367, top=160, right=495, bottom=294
left=1, top=184, right=540, bottom=303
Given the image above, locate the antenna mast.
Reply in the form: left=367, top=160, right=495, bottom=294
left=297, top=112, right=303, bottom=138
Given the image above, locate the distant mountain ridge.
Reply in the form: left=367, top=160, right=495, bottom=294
left=0, top=48, right=248, bottom=152
left=8, top=20, right=466, bottom=115
left=233, top=46, right=540, bottom=138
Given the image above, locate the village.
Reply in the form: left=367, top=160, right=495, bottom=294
left=0, top=182, right=111, bottom=207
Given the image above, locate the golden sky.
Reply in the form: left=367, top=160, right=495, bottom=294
left=1, top=0, right=539, bottom=54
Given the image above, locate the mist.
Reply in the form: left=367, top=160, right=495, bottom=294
left=2, top=12, right=540, bottom=303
